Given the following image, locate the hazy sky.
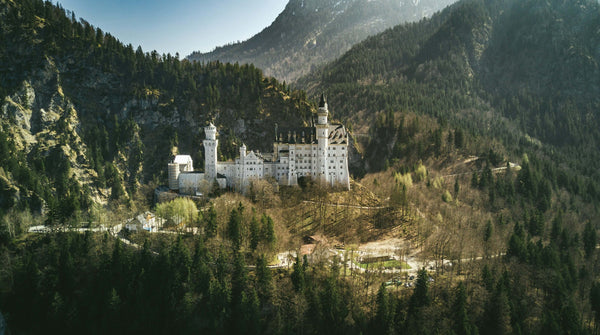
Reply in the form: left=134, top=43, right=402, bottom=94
left=53, top=0, right=288, bottom=57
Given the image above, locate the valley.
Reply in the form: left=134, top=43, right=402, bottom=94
left=0, top=0, right=599, bottom=334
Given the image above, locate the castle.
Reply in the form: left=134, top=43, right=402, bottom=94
left=168, top=95, right=350, bottom=194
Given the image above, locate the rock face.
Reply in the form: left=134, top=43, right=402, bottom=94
left=0, top=0, right=366, bottom=214
left=187, top=0, right=457, bottom=83
left=1, top=58, right=104, bottom=204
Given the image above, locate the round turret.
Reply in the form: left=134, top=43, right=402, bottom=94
left=203, top=123, right=218, bottom=181
left=204, top=123, right=217, bottom=140
left=240, top=143, right=247, bottom=158
left=317, top=93, right=328, bottom=125
left=168, top=163, right=180, bottom=190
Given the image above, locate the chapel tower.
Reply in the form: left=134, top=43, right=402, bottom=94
left=316, top=94, right=329, bottom=182
left=203, top=123, right=218, bottom=181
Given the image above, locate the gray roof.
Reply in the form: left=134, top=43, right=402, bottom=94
left=328, top=124, right=348, bottom=144
left=275, top=124, right=347, bottom=145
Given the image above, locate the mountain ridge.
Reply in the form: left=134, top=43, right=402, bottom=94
left=187, top=0, right=457, bottom=82
left=298, top=0, right=600, bottom=178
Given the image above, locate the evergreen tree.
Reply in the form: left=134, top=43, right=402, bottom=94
left=227, top=207, right=242, bottom=250
left=454, top=127, right=464, bottom=148
left=255, top=254, right=273, bottom=305
left=406, top=268, right=429, bottom=333
left=204, top=205, right=218, bottom=239
left=241, top=288, right=261, bottom=335
left=374, top=283, right=393, bottom=334
left=249, top=215, right=260, bottom=251
left=583, top=220, right=596, bottom=258
left=291, top=255, right=305, bottom=292
left=483, top=281, right=512, bottom=335
left=454, top=177, right=460, bottom=198
left=261, top=214, right=276, bottom=250
left=484, top=220, right=493, bottom=243
left=591, top=282, right=600, bottom=330
left=452, top=282, right=475, bottom=335
left=319, top=275, right=348, bottom=334
left=191, top=238, right=211, bottom=295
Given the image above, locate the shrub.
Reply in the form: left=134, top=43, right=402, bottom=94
left=442, top=190, right=453, bottom=203
left=415, top=163, right=427, bottom=182
left=394, top=172, right=413, bottom=189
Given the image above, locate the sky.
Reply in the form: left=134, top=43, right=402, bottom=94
left=52, top=0, right=288, bottom=57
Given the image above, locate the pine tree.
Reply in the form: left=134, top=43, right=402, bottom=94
left=255, top=254, right=272, bottom=305
left=591, top=282, right=600, bottom=331
left=291, top=255, right=305, bottom=292
left=261, top=214, right=276, bottom=250
left=452, top=282, right=475, bottom=335
left=406, top=268, right=430, bottom=333
left=483, top=281, right=512, bottom=335
left=319, top=275, right=348, bottom=334
left=374, top=283, right=393, bottom=334
left=583, top=220, right=596, bottom=258
left=249, top=215, right=260, bottom=251
left=204, top=205, right=218, bottom=239
left=227, top=207, right=242, bottom=250
left=484, top=220, right=493, bottom=243
left=454, top=177, right=460, bottom=198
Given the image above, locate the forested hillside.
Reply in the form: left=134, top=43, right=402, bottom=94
left=0, top=0, right=599, bottom=334
left=0, top=0, right=312, bottom=219
left=300, top=0, right=600, bottom=193
left=188, top=0, right=456, bottom=82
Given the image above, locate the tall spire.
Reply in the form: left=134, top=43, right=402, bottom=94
left=317, top=93, right=328, bottom=125
left=319, top=93, right=326, bottom=108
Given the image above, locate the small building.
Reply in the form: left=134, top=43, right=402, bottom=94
left=125, top=212, right=162, bottom=232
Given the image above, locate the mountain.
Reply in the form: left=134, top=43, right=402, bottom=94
left=1, top=1, right=600, bottom=334
left=299, top=0, right=600, bottom=187
left=187, top=0, right=457, bottom=83
left=0, top=0, right=314, bottom=218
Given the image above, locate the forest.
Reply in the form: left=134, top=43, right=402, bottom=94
left=0, top=0, right=600, bottom=334
left=0, top=0, right=313, bottom=220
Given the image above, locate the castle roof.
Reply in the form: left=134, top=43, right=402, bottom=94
left=319, top=93, right=326, bottom=108
left=276, top=127, right=317, bottom=144
left=275, top=124, right=347, bottom=144
left=245, top=151, right=262, bottom=161
left=173, top=155, right=193, bottom=164
left=328, top=124, right=348, bottom=144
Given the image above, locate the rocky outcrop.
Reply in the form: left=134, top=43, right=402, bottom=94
left=1, top=58, right=105, bottom=204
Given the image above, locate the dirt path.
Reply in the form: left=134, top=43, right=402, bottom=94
left=301, top=200, right=386, bottom=210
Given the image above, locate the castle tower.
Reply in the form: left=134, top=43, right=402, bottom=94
left=317, top=93, right=328, bottom=125
left=203, top=123, right=218, bottom=181
left=240, top=143, right=247, bottom=160
left=168, top=163, right=180, bottom=190
left=316, top=94, right=329, bottom=183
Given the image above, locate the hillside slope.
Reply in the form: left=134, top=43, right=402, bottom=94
left=0, top=0, right=314, bottom=217
left=299, top=0, right=600, bottom=184
left=187, top=0, right=456, bottom=82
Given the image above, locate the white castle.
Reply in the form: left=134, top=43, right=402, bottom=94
left=168, top=95, right=350, bottom=194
